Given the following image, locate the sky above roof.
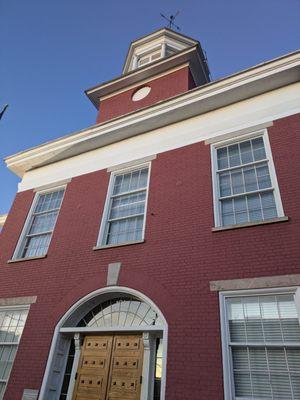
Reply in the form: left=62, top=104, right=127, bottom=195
left=0, top=0, right=299, bottom=214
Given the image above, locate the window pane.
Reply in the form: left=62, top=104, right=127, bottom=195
left=29, top=211, right=58, bottom=235
left=227, top=295, right=300, bottom=344
left=240, top=140, right=253, bottom=164
left=231, top=170, right=244, bottom=194
left=232, top=347, right=300, bottom=399
left=234, top=197, right=248, bottom=224
left=106, top=216, right=143, bottom=245
left=247, top=193, right=263, bottom=222
left=244, top=166, right=258, bottom=192
left=252, top=137, right=266, bottom=161
left=256, top=164, right=272, bottom=189
left=22, top=233, right=51, bottom=258
left=228, top=144, right=241, bottom=167
left=0, top=310, right=27, bottom=343
left=35, top=190, right=64, bottom=213
left=110, top=192, right=146, bottom=220
left=113, top=168, right=148, bottom=195
left=217, top=147, right=229, bottom=170
left=0, top=382, right=6, bottom=399
left=0, top=346, right=17, bottom=380
left=219, top=173, right=231, bottom=196
left=221, top=199, right=235, bottom=226
left=261, top=191, right=277, bottom=220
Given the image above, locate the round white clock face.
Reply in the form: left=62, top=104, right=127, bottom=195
left=132, top=86, right=151, bottom=101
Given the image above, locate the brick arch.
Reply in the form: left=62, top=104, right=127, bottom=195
left=49, top=268, right=180, bottom=326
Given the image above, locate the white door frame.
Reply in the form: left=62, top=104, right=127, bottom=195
left=38, top=286, right=168, bottom=400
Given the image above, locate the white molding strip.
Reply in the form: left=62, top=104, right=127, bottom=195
left=204, top=121, right=273, bottom=144
left=210, top=274, right=300, bottom=291
left=107, top=154, right=156, bottom=172
left=0, top=296, right=37, bottom=306
left=33, top=178, right=72, bottom=192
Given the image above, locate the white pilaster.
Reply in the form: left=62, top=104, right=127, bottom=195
left=66, top=333, right=82, bottom=400
left=141, top=332, right=156, bottom=400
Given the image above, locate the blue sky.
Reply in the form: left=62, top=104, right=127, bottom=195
left=0, top=0, right=299, bottom=214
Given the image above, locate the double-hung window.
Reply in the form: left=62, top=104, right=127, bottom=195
left=13, top=188, right=65, bottom=259
left=212, top=131, right=284, bottom=227
left=220, top=289, right=300, bottom=399
left=99, top=165, right=150, bottom=246
left=0, top=306, right=29, bottom=399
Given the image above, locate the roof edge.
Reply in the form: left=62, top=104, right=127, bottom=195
left=5, top=49, right=300, bottom=177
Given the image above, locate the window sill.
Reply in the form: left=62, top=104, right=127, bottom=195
left=7, top=255, right=47, bottom=264
left=212, top=216, right=289, bottom=232
left=93, top=240, right=145, bottom=251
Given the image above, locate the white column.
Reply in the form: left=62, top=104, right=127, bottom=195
left=66, top=333, right=82, bottom=400
left=132, top=55, right=138, bottom=70
left=141, top=332, right=156, bottom=400
left=161, top=43, right=167, bottom=58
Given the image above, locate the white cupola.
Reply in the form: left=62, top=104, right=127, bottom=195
left=123, top=28, right=203, bottom=74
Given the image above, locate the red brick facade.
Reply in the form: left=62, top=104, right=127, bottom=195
left=0, top=113, right=299, bottom=399
left=96, top=66, right=196, bottom=123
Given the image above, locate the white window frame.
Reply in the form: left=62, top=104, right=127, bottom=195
left=12, top=185, right=66, bottom=260
left=219, top=286, right=300, bottom=400
left=211, top=129, right=284, bottom=227
left=137, top=47, right=163, bottom=68
left=0, top=304, right=30, bottom=399
left=97, top=163, right=151, bottom=248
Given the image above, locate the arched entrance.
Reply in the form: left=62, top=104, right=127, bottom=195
left=39, top=287, right=168, bottom=400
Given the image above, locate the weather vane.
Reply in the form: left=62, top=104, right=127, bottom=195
left=0, top=104, right=8, bottom=121
left=160, top=11, right=181, bottom=31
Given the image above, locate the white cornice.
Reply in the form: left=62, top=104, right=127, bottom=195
left=5, top=50, right=300, bottom=178
left=0, top=214, right=7, bottom=227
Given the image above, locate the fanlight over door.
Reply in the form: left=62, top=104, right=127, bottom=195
left=77, top=297, right=163, bottom=328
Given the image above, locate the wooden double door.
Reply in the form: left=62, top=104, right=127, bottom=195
left=72, top=334, right=144, bottom=400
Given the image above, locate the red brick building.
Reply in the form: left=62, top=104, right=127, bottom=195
left=0, top=28, right=300, bottom=400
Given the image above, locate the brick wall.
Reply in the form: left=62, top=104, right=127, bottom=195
left=0, top=113, right=299, bottom=399
left=96, top=66, right=195, bottom=123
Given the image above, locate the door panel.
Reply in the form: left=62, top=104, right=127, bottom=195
left=72, top=334, right=143, bottom=400
left=106, top=335, right=144, bottom=400
left=72, top=336, right=113, bottom=400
